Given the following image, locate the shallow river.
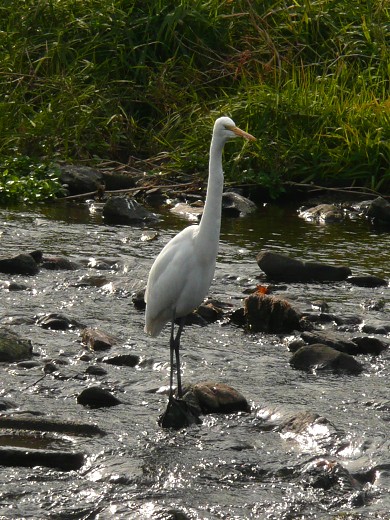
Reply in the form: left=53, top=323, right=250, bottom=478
left=0, top=199, right=389, bottom=519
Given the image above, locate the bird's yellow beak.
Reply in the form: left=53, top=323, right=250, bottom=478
left=227, top=125, right=256, bottom=141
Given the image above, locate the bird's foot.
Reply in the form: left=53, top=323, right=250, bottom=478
left=158, top=396, right=202, bottom=429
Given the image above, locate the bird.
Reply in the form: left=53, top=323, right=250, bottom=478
left=144, top=116, right=256, bottom=402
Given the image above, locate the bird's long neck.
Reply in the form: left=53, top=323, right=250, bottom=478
left=197, top=135, right=224, bottom=255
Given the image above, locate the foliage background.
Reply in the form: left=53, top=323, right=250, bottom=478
left=0, top=0, right=389, bottom=199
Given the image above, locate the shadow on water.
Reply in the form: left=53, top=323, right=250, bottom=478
left=0, top=199, right=389, bottom=519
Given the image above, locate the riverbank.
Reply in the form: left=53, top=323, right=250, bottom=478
left=1, top=1, right=389, bottom=202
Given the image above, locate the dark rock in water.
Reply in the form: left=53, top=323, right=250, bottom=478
left=222, top=192, right=257, bottom=217
left=158, top=397, right=202, bottom=429
left=361, top=322, right=390, bottom=335
left=103, top=196, right=158, bottom=224
left=366, top=196, right=390, bottom=225
left=351, top=336, right=388, bottom=355
left=0, top=415, right=105, bottom=436
left=256, top=250, right=351, bottom=282
left=101, top=171, right=137, bottom=191
left=8, top=281, right=30, bottom=291
left=348, top=275, right=388, bottom=287
left=77, top=386, right=121, bottom=408
left=183, top=382, right=251, bottom=414
left=0, top=446, right=84, bottom=471
left=299, top=203, right=345, bottom=223
left=195, top=301, right=224, bottom=323
left=0, top=253, right=39, bottom=275
left=0, top=398, right=17, bottom=411
left=41, top=256, right=80, bottom=270
left=58, top=164, right=104, bottom=195
left=244, top=293, right=303, bottom=333
left=301, top=458, right=363, bottom=493
left=0, top=328, right=33, bottom=362
left=85, top=365, right=108, bottom=376
left=132, top=288, right=146, bottom=310
left=36, top=313, right=85, bottom=330
left=290, top=344, right=363, bottom=374
left=301, top=330, right=359, bottom=355
left=278, top=411, right=331, bottom=436
left=228, top=307, right=246, bottom=327
left=100, top=354, right=140, bottom=367
left=82, top=327, right=118, bottom=351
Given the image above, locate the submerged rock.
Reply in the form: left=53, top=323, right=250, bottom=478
left=58, top=164, right=104, bottom=195
left=36, top=313, right=85, bottom=331
left=222, top=191, right=257, bottom=217
left=0, top=253, right=39, bottom=276
left=299, top=203, right=345, bottom=223
left=77, top=386, right=121, bottom=408
left=0, top=328, right=33, bottom=362
left=256, top=250, right=351, bottom=282
left=244, top=293, right=303, bottom=333
left=183, top=381, right=251, bottom=415
left=290, top=344, right=363, bottom=374
left=103, top=196, right=158, bottom=224
left=0, top=446, right=84, bottom=471
left=348, top=274, right=388, bottom=287
left=300, top=331, right=359, bottom=355
left=366, top=196, right=390, bottom=225
left=41, top=256, right=80, bottom=270
left=100, top=354, right=140, bottom=367
left=82, top=327, right=119, bottom=351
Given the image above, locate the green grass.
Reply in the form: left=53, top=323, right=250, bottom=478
left=0, top=0, right=389, bottom=200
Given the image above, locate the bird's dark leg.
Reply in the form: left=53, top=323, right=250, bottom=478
left=169, top=316, right=176, bottom=401
left=174, top=317, right=186, bottom=398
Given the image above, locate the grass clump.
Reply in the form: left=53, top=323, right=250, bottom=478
left=0, top=0, right=389, bottom=199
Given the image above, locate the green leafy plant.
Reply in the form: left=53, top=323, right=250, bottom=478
left=0, top=156, right=64, bottom=204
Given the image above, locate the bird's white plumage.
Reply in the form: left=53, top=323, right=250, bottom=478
left=144, top=117, right=255, bottom=340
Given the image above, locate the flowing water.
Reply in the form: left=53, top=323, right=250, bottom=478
left=0, top=199, right=389, bottom=520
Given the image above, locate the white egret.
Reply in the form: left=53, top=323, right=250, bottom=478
left=144, top=116, right=256, bottom=402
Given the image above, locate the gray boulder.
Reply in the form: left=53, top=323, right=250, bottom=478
left=0, top=253, right=39, bottom=275
left=103, top=196, right=158, bottom=224
left=58, top=165, right=104, bottom=195
left=290, top=344, right=363, bottom=374
left=222, top=192, right=257, bottom=217
left=256, top=251, right=351, bottom=282
left=0, top=328, right=33, bottom=362
left=366, top=197, right=390, bottom=225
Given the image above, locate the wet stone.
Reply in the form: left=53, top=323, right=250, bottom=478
left=103, top=196, right=158, bottom=224
left=132, top=288, right=146, bottom=310
left=85, top=365, right=108, bottom=376
left=256, top=250, right=351, bottom=282
left=300, top=330, right=359, bottom=355
left=41, top=256, right=80, bottom=270
left=290, top=344, right=363, bottom=374
left=36, top=313, right=85, bottom=330
left=0, top=253, right=39, bottom=276
left=244, top=293, right=303, bottom=333
left=348, top=274, right=388, bottom=287
left=221, top=191, right=257, bottom=217
left=59, top=164, right=104, bottom=195
left=183, top=382, right=251, bottom=415
left=299, top=203, right=345, bottom=223
left=100, top=354, right=140, bottom=367
left=366, top=196, right=390, bottom=225
left=0, top=328, right=33, bottom=362
left=82, top=327, right=119, bottom=351
left=77, top=386, right=121, bottom=408
left=351, top=336, right=388, bottom=355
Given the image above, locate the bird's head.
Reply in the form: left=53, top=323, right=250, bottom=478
left=213, top=116, right=256, bottom=142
